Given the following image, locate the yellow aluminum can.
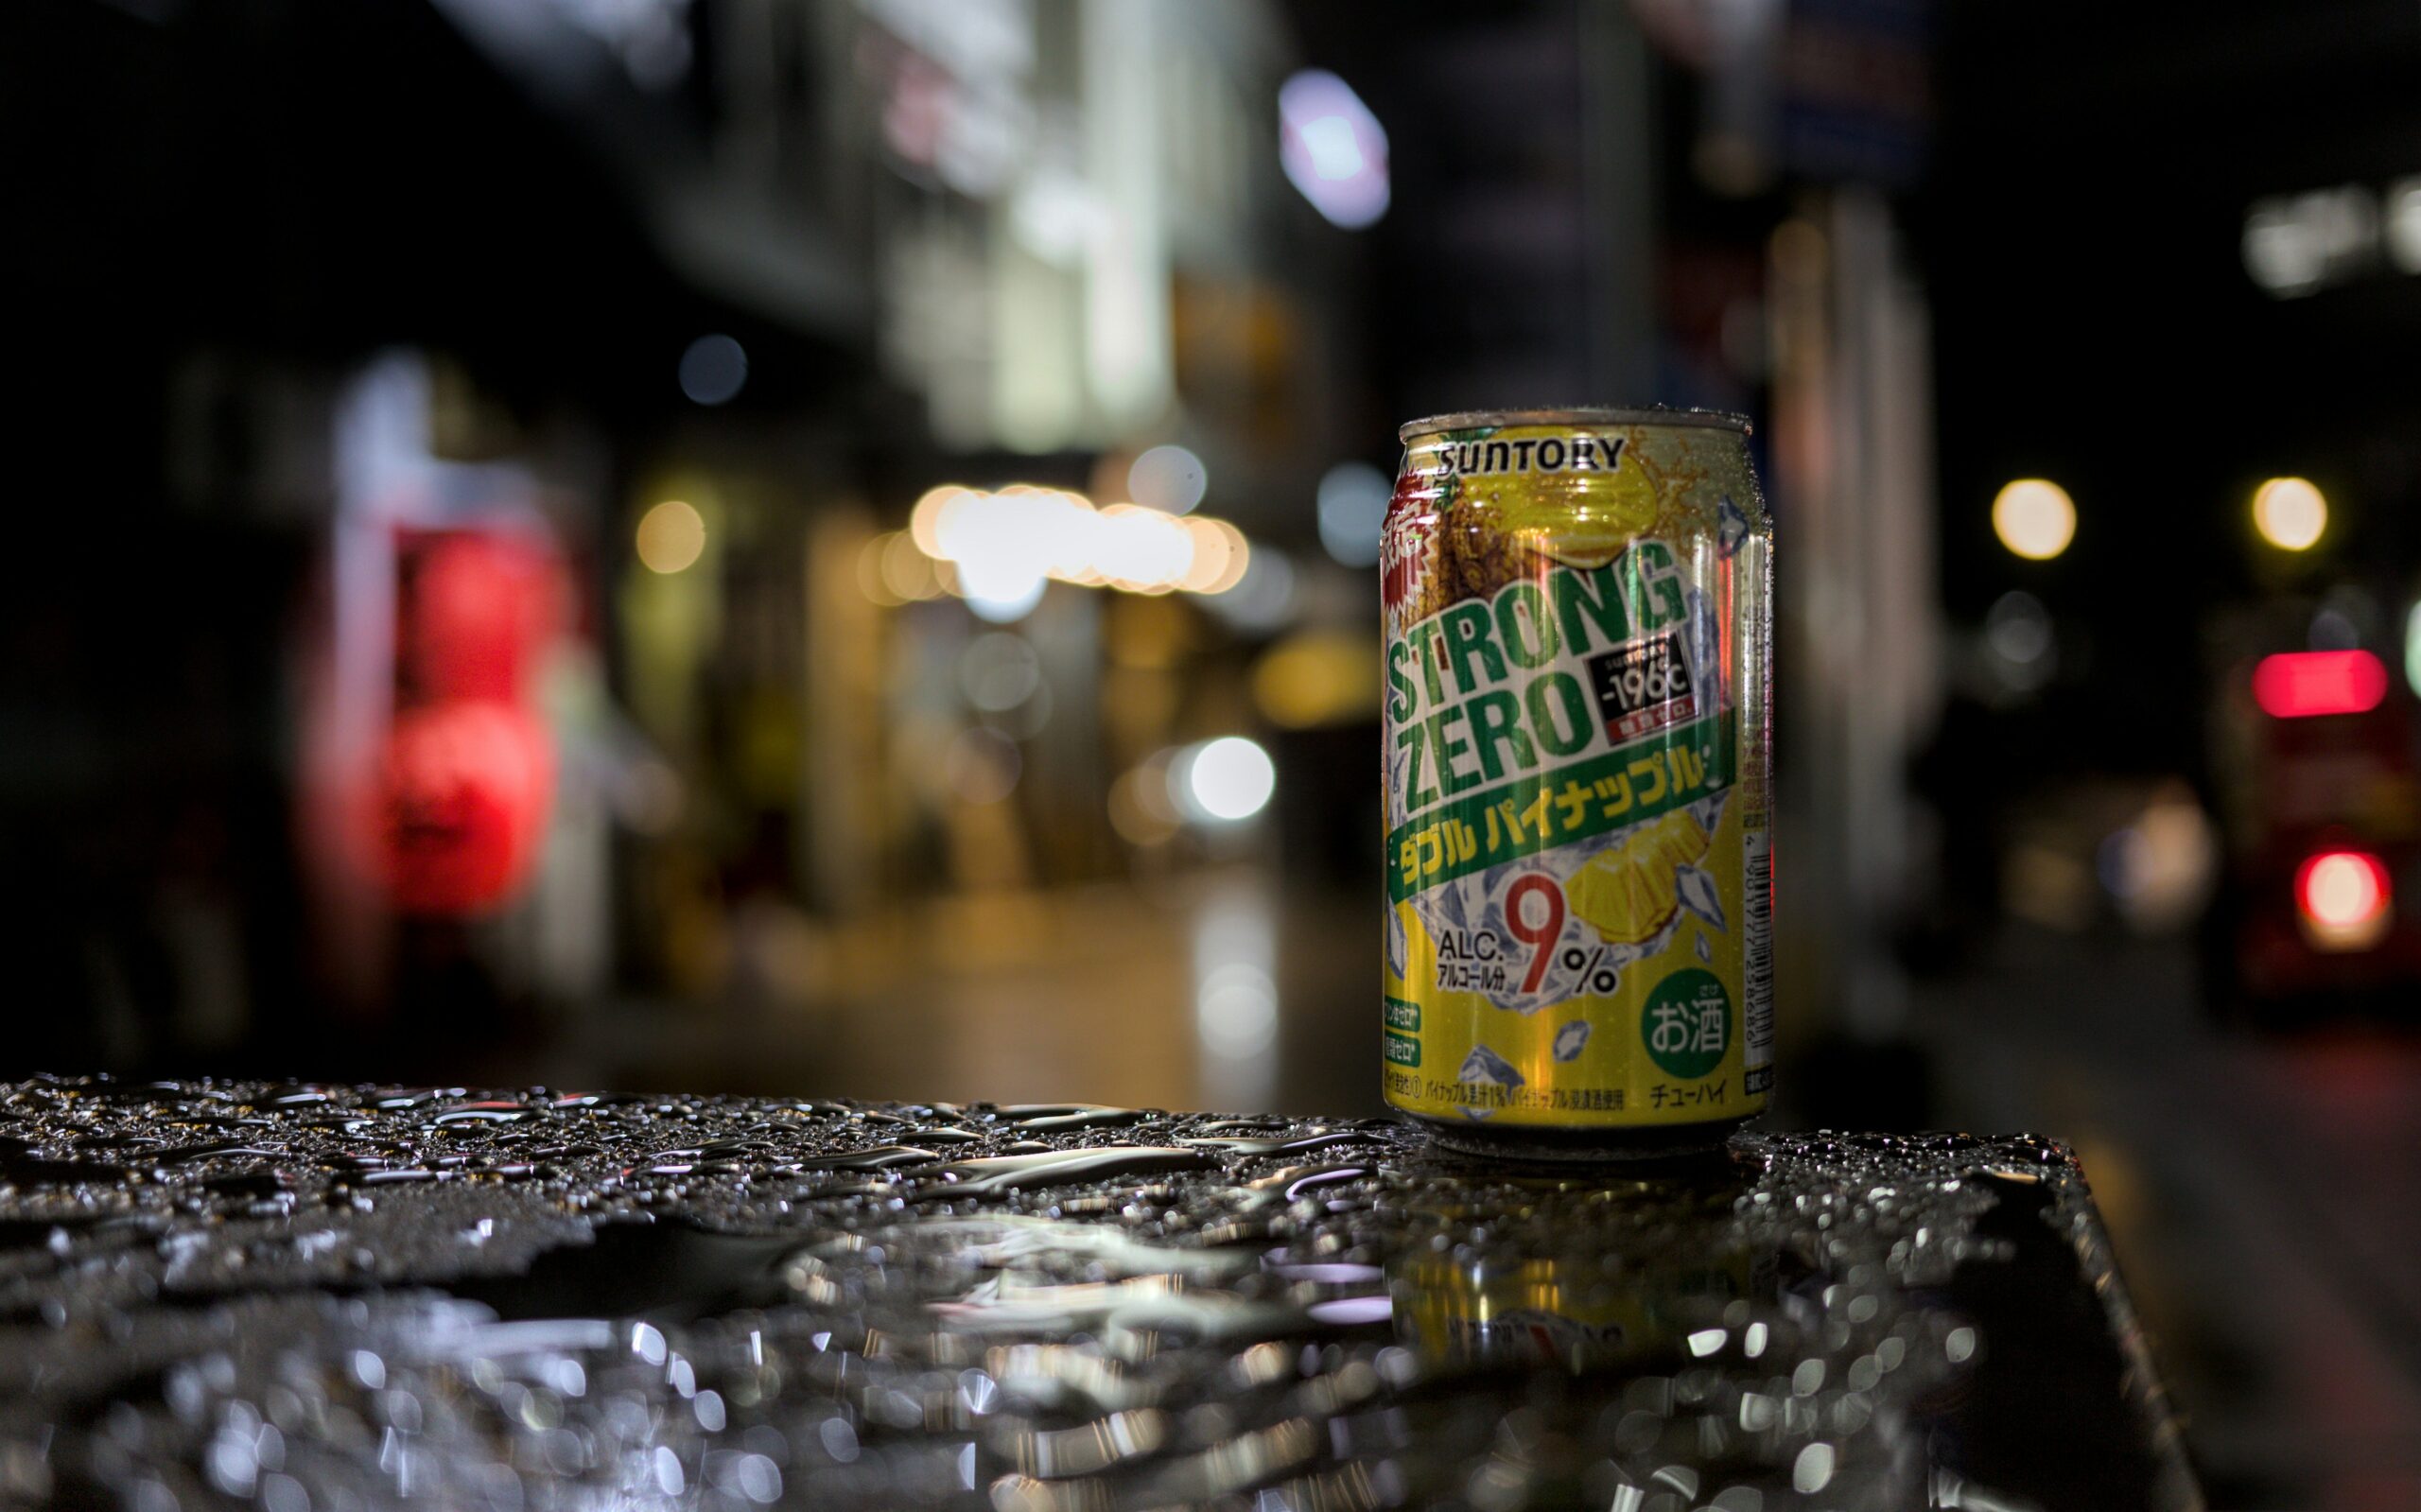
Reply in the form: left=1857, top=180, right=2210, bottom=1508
left=1381, top=408, right=1772, bottom=1156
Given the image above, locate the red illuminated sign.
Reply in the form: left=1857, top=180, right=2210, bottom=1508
left=2253, top=650, right=2389, bottom=719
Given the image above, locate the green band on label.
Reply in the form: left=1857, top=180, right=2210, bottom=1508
left=1385, top=715, right=1733, bottom=902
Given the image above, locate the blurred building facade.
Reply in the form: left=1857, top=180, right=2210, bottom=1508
left=11, top=0, right=1960, bottom=1111
left=8, top=0, right=1382, bottom=1084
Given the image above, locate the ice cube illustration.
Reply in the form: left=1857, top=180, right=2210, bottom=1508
left=1717, top=495, right=1750, bottom=557
left=1457, top=1044, right=1525, bottom=1089
left=1690, top=790, right=1730, bottom=834
left=1411, top=873, right=1476, bottom=946
left=1681, top=586, right=1727, bottom=712
left=1385, top=904, right=1407, bottom=982
left=1552, top=1020, right=1591, bottom=1062
left=1695, top=932, right=1713, bottom=962
left=1675, top=864, right=1726, bottom=932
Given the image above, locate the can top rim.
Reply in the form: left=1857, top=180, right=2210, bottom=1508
left=1398, top=406, right=1753, bottom=443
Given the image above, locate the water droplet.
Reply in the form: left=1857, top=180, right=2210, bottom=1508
left=939, top=1146, right=1218, bottom=1195
left=1180, top=1130, right=1364, bottom=1156
left=998, top=1104, right=1150, bottom=1133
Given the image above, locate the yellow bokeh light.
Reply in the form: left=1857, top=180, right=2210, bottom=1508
left=636, top=499, right=706, bottom=574
left=858, top=531, right=903, bottom=605
left=1176, top=516, right=1233, bottom=593
left=2253, top=477, right=2326, bottom=551
left=880, top=530, right=941, bottom=601
left=1252, top=630, right=1380, bottom=728
left=1203, top=520, right=1250, bottom=594
left=901, top=483, right=1252, bottom=601
left=909, top=485, right=970, bottom=557
left=1991, top=478, right=2076, bottom=561
left=1106, top=766, right=1179, bottom=847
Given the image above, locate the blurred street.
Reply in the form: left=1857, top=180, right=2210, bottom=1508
left=543, top=869, right=1385, bottom=1120
left=13, top=1, right=2421, bottom=1503
left=529, top=870, right=2421, bottom=1503
left=1914, top=929, right=2421, bottom=1508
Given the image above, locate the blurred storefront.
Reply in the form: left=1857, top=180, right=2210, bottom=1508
left=7, top=0, right=1378, bottom=1093
left=13, top=0, right=1951, bottom=1116
left=588, top=0, right=1375, bottom=1084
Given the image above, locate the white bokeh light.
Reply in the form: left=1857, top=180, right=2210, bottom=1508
left=1315, top=461, right=1390, bottom=567
left=1175, top=737, right=1276, bottom=823
left=1128, top=444, right=1209, bottom=514
left=1279, top=71, right=1389, bottom=229
left=2252, top=477, right=2327, bottom=552
left=1991, top=478, right=2076, bottom=561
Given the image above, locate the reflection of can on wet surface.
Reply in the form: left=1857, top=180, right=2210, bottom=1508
left=1392, top=1247, right=1784, bottom=1373
left=1388, top=1160, right=1777, bottom=1371
left=1381, top=408, right=1773, bottom=1157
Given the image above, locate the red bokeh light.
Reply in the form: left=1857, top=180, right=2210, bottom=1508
left=2252, top=650, right=2388, bottom=719
left=400, top=530, right=562, bottom=703
left=375, top=701, right=554, bottom=915
left=2295, top=849, right=2390, bottom=930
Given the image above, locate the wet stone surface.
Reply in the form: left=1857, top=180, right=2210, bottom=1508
left=0, top=1078, right=2195, bottom=1510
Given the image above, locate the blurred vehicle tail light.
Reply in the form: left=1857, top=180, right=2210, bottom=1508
left=2253, top=650, right=2388, bottom=719
left=2294, top=848, right=2393, bottom=951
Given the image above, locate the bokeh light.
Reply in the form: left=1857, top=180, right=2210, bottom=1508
left=944, top=727, right=1021, bottom=805
left=2296, top=849, right=2393, bottom=951
left=2252, top=477, right=2327, bottom=551
left=1195, top=961, right=1278, bottom=1057
left=856, top=533, right=902, bottom=606
left=958, top=634, right=1042, bottom=712
left=1315, top=461, right=1389, bottom=567
left=902, top=485, right=1248, bottom=608
left=677, top=334, right=748, bottom=406
left=957, top=562, right=1049, bottom=622
left=1204, top=548, right=1298, bottom=633
left=1278, top=70, right=1389, bottom=228
left=910, top=486, right=970, bottom=557
left=636, top=500, right=706, bottom=574
left=1252, top=630, right=1380, bottom=727
left=2302, top=851, right=2386, bottom=927
left=2252, top=650, right=2386, bottom=719
left=1175, top=737, right=1276, bottom=823
left=1127, top=444, right=1208, bottom=514
left=1093, top=503, right=1193, bottom=592
left=881, top=531, right=942, bottom=600
left=1177, top=517, right=1250, bottom=595
left=1991, top=478, right=2076, bottom=561
left=1107, top=750, right=1182, bottom=846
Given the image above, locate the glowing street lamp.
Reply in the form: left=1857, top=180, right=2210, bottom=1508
left=2253, top=477, right=2327, bottom=551
left=636, top=500, right=706, bottom=574
left=1992, top=478, right=2076, bottom=561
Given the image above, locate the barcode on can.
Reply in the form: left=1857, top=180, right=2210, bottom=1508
left=1743, top=830, right=1773, bottom=1090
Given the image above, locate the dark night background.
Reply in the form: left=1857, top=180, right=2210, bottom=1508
left=8, top=1, right=2421, bottom=1502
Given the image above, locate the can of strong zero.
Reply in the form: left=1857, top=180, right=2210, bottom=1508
left=1381, top=408, right=1772, bottom=1156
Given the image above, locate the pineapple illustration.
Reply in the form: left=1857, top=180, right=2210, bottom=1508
left=1563, top=808, right=1713, bottom=946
